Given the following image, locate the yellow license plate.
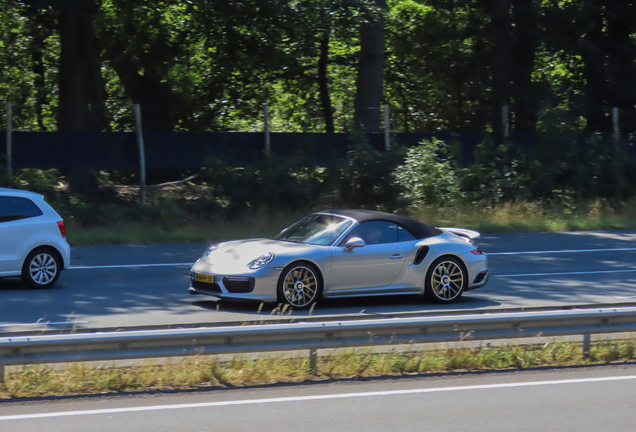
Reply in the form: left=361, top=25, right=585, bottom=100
left=194, top=273, right=215, bottom=284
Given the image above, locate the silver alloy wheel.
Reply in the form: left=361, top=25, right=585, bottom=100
left=29, top=252, right=58, bottom=285
left=430, top=260, right=464, bottom=301
left=282, top=265, right=318, bottom=308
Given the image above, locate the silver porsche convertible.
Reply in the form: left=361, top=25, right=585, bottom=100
left=189, top=209, right=488, bottom=308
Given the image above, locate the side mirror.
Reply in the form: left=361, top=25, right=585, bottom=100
left=344, top=237, right=365, bottom=251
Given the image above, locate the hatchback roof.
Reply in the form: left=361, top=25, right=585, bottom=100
left=0, top=188, right=44, bottom=199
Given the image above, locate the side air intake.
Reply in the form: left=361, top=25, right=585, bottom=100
left=413, top=246, right=430, bottom=265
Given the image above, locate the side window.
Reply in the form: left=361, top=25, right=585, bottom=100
left=0, top=196, right=44, bottom=223
left=346, top=221, right=399, bottom=245
left=397, top=224, right=417, bottom=242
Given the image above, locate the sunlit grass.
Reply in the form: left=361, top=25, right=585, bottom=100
left=2, top=339, right=636, bottom=399
left=409, top=199, right=636, bottom=233
left=66, top=212, right=302, bottom=246
left=65, top=199, right=636, bottom=246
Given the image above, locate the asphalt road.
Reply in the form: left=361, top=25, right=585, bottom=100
left=2, top=365, right=636, bottom=431
left=2, top=230, right=636, bottom=332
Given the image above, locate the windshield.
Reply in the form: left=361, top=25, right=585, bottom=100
left=275, top=214, right=353, bottom=246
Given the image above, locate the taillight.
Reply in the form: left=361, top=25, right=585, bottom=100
left=57, top=221, right=66, bottom=238
left=470, top=247, right=483, bottom=255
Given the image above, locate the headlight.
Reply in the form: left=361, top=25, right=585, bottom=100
left=248, top=252, right=275, bottom=269
left=202, top=244, right=218, bottom=259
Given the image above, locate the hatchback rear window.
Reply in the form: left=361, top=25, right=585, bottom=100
left=0, top=196, right=44, bottom=222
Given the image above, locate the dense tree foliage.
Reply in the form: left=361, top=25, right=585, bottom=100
left=3, top=0, right=636, bottom=134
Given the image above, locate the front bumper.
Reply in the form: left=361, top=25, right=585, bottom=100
left=189, top=260, right=280, bottom=302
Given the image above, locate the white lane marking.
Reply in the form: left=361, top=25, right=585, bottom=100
left=0, top=321, right=87, bottom=328
left=2, top=375, right=636, bottom=421
left=64, top=248, right=636, bottom=270
left=68, top=263, right=192, bottom=270
left=495, top=269, right=636, bottom=278
left=489, top=247, right=636, bottom=256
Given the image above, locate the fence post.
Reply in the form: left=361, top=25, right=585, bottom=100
left=133, top=104, right=147, bottom=206
left=384, top=104, right=390, bottom=151
left=612, top=107, right=619, bottom=147
left=5, top=102, right=12, bottom=187
left=502, top=105, right=509, bottom=139
left=263, top=103, right=270, bottom=153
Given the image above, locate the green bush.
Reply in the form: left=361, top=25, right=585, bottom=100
left=14, top=169, right=62, bottom=200
left=460, top=138, right=526, bottom=204
left=507, top=134, right=632, bottom=204
left=203, top=132, right=406, bottom=214
left=203, top=153, right=331, bottom=214
left=340, top=138, right=405, bottom=211
left=393, top=138, right=463, bottom=207
left=585, top=135, right=632, bottom=202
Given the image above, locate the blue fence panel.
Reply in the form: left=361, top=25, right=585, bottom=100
left=3, top=130, right=636, bottom=170
left=10, top=132, right=137, bottom=169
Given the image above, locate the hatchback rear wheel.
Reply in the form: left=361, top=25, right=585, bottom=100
left=22, top=248, right=61, bottom=289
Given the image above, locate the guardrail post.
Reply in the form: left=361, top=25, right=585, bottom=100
left=0, top=365, right=5, bottom=384
left=582, top=334, right=591, bottom=358
left=5, top=102, right=12, bottom=187
left=309, top=348, right=317, bottom=372
left=133, top=104, right=147, bottom=206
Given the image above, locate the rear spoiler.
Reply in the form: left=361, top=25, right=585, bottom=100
left=440, top=227, right=481, bottom=241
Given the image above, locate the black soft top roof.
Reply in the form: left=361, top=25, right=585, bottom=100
left=323, top=209, right=442, bottom=240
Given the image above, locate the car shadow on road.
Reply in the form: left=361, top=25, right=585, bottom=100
left=191, top=294, right=501, bottom=318
left=0, top=277, right=54, bottom=291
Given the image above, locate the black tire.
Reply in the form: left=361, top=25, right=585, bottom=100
left=21, top=247, right=62, bottom=289
left=277, top=262, right=323, bottom=309
left=425, top=256, right=466, bottom=303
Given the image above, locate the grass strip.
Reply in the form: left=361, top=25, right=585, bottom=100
left=2, top=340, right=636, bottom=399
left=65, top=200, right=636, bottom=246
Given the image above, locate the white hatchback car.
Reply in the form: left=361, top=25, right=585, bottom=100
left=0, top=188, right=71, bottom=288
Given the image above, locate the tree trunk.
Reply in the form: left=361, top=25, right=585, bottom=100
left=318, top=33, right=334, bottom=133
left=353, top=0, right=386, bottom=133
left=606, top=1, right=636, bottom=114
left=57, top=0, right=105, bottom=193
left=485, top=0, right=512, bottom=135
left=580, top=1, right=607, bottom=133
left=511, top=0, right=539, bottom=133
left=29, top=9, right=48, bottom=131
left=101, top=38, right=174, bottom=132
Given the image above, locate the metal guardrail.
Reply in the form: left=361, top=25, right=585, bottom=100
left=6, top=301, right=636, bottom=338
left=2, top=307, right=636, bottom=381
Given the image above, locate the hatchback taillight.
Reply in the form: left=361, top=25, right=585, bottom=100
left=57, top=221, right=66, bottom=238
left=470, top=247, right=484, bottom=255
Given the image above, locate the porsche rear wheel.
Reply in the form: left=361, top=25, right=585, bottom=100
left=425, top=256, right=466, bottom=303
left=278, top=263, right=322, bottom=308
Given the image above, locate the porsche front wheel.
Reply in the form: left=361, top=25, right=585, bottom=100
left=425, top=256, right=466, bottom=303
left=278, top=263, right=322, bottom=308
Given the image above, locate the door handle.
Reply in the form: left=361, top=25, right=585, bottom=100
left=390, top=254, right=404, bottom=259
